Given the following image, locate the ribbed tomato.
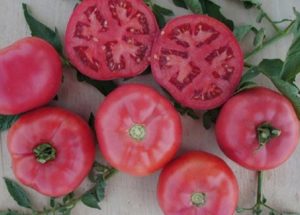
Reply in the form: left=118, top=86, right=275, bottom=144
left=95, top=84, right=182, bottom=176
left=8, top=107, right=95, bottom=197
left=0, top=37, right=62, bottom=115
left=216, top=87, right=300, bottom=170
left=157, top=151, right=239, bottom=215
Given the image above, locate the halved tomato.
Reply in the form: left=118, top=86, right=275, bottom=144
left=65, top=0, right=159, bottom=80
left=151, top=15, right=244, bottom=110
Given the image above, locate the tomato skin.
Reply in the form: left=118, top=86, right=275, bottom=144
left=215, top=87, right=300, bottom=170
left=65, top=0, right=159, bottom=80
left=7, top=107, right=95, bottom=197
left=157, top=151, right=239, bottom=215
left=0, top=37, right=62, bottom=115
left=151, top=14, right=243, bottom=110
left=95, top=84, right=182, bottom=176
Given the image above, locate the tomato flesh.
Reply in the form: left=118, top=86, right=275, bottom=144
left=65, top=0, right=159, bottom=80
left=95, top=84, right=182, bottom=176
left=8, top=107, right=95, bottom=197
left=151, top=15, right=243, bottom=110
left=157, top=151, right=239, bottom=215
left=0, top=37, right=62, bottom=115
left=216, top=87, right=300, bottom=170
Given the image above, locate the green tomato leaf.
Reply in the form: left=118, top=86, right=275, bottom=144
left=81, top=193, right=101, bottom=210
left=235, top=207, right=246, bottom=213
left=143, top=0, right=152, bottom=7
left=241, top=0, right=261, bottom=9
left=173, top=102, right=199, bottom=119
left=281, top=28, right=300, bottom=82
left=255, top=59, right=284, bottom=77
left=0, top=210, right=23, bottom=215
left=270, top=77, right=300, bottom=118
left=0, top=115, right=18, bottom=131
left=152, top=4, right=174, bottom=16
left=88, top=113, right=95, bottom=130
left=256, top=10, right=265, bottom=23
left=62, top=193, right=74, bottom=204
left=22, top=3, right=63, bottom=54
left=240, top=67, right=261, bottom=83
left=280, top=213, right=300, bottom=215
left=204, top=1, right=234, bottom=30
left=76, top=71, right=117, bottom=96
left=4, top=178, right=32, bottom=209
left=186, top=109, right=200, bottom=120
left=292, top=8, right=300, bottom=37
left=153, top=8, right=167, bottom=29
left=50, top=197, right=56, bottom=208
left=234, top=25, right=253, bottom=41
left=95, top=177, right=106, bottom=202
left=202, top=108, right=221, bottom=129
left=183, top=0, right=203, bottom=14
left=253, top=28, right=265, bottom=48
left=235, top=81, right=257, bottom=94
left=172, top=0, right=187, bottom=9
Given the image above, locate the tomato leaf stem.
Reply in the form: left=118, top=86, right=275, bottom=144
left=257, top=5, right=282, bottom=33
left=245, top=21, right=295, bottom=60
left=2, top=164, right=117, bottom=215
left=237, top=171, right=300, bottom=214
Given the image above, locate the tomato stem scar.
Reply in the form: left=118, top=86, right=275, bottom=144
left=191, top=192, right=206, bottom=207
left=33, top=143, right=56, bottom=164
left=129, top=124, right=146, bottom=141
left=256, top=122, right=281, bottom=149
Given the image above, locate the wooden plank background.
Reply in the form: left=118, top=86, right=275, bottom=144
left=0, top=0, right=300, bottom=214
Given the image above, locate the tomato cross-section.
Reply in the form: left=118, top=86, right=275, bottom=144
left=95, top=84, right=182, bottom=176
left=65, top=0, right=159, bottom=80
left=151, top=15, right=244, bottom=110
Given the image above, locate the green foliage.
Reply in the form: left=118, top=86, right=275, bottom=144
left=202, top=108, right=220, bottom=129
left=0, top=115, right=18, bottom=131
left=144, top=0, right=174, bottom=28
left=173, top=0, right=234, bottom=30
left=4, top=178, right=32, bottom=209
left=234, top=25, right=253, bottom=41
left=22, top=3, right=63, bottom=54
left=76, top=71, right=118, bottom=96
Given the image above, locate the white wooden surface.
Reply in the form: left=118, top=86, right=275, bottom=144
left=0, top=0, right=300, bottom=214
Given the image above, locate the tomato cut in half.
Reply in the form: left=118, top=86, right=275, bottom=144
left=151, top=15, right=244, bottom=110
left=215, top=87, right=300, bottom=170
left=95, top=84, right=182, bottom=176
left=157, top=151, right=239, bottom=215
left=0, top=37, right=62, bottom=115
left=8, top=107, right=95, bottom=197
left=65, top=0, right=159, bottom=80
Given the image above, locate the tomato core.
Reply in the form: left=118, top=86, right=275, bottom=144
left=256, top=122, right=281, bottom=149
left=33, top=143, right=56, bottom=164
left=129, top=124, right=146, bottom=141
left=191, top=192, right=206, bottom=207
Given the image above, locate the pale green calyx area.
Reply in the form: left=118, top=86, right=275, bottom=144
left=256, top=122, right=281, bottom=149
left=33, top=143, right=56, bottom=164
left=191, top=192, right=206, bottom=207
left=129, top=124, right=146, bottom=141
